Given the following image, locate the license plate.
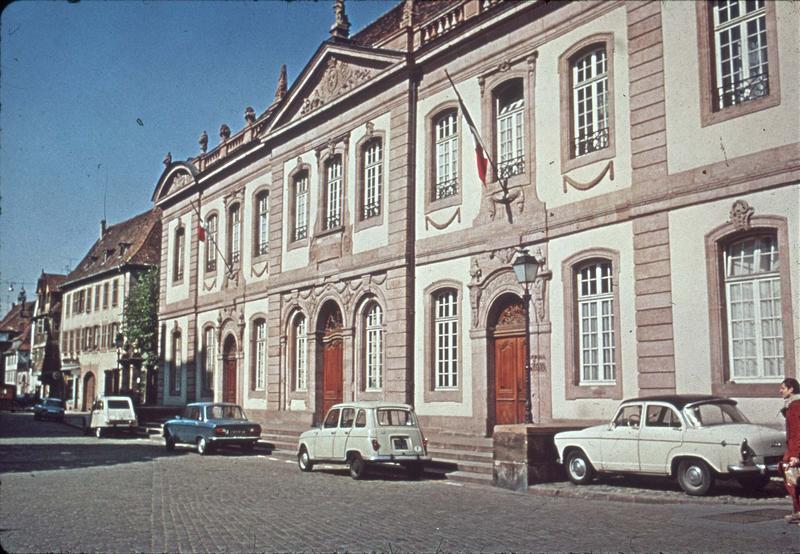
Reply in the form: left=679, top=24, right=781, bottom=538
left=392, top=438, right=408, bottom=450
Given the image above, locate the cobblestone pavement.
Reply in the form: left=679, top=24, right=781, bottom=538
left=1, top=412, right=798, bottom=553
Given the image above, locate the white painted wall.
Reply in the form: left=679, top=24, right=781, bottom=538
left=281, top=152, right=317, bottom=272
left=164, top=214, right=191, bottom=305
left=548, top=220, right=637, bottom=421
left=662, top=1, right=800, bottom=174
left=536, top=7, right=632, bottom=208
left=669, top=185, right=800, bottom=423
left=414, top=257, right=473, bottom=417
left=352, top=113, right=391, bottom=254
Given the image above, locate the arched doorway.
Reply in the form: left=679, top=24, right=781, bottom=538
left=318, top=302, right=344, bottom=418
left=222, top=335, right=237, bottom=403
left=82, top=373, right=96, bottom=411
left=489, top=295, right=527, bottom=426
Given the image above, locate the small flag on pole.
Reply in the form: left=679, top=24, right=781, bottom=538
left=198, top=223, right=206, bottom=242
left=444, top=70, right=490, bottom=187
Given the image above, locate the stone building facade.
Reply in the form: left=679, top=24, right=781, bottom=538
left=152, top=0, right=798, bottom=436
left=30, top=272, right=66, bottom=399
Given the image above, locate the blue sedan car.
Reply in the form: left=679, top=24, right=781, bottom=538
left=163, top=402, right=261, bottom=455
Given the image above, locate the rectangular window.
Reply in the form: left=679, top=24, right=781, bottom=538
left=325, top=157, right=343, bottom=230
left=713, top=0, right=768, bottom=110
left=578, top=262, right=615, bottom=383
left=572, top=47, right=609, bottom=157
left=254, top=320, right=266, bottom=390
left=85, top=288, right=91, bottom=313
left=256, top=195, right=269, bottom=257
left=94, top=285, right=101, bottom=310
left=103, top=283, right=109, bottom=309
left=434, top=291, right=458, bottom=389
left=295, top=316, right=307, bottom=391
left=229, top=207, right=240, bottom=265
left=111, top=280, right=119, bottom=307
left=365, top=304, right=383, bottom=390
left=203, top=327, right=216, bottom=393
left=725, top=235, right=783, bottom=380
left=496, top=81, right=525, bottom=178
left=363, top=140, right=383, bottom=219
left=206, top=215, right=218, bottom=272
left=174, top=228, right=185, bottom=281
left=434, top=111, right=458, bottom=201
left=170, top=333, right=182, bottom=395
left=294, top=173, right=309, bottom=241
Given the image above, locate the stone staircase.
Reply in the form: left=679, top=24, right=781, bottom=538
left=425, top=432, right=494, bottom=486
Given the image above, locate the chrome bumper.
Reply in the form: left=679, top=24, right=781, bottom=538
left=368, top=454, right=431, bottom=463
left=727, top=461, right=780, bottom=475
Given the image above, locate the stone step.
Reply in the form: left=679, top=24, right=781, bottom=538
left=430, top=456, right=492, bottom=475
left=428, top=446, right=494, bottom=464
left=426, top=435, right=494, bottom=453
left=443, top=470, right=494, bottom=486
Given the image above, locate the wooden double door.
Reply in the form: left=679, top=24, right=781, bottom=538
left=492, top=299, right=527, bottom=426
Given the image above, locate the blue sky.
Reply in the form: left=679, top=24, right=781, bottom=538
left=0, top=0, right=395, bottom=313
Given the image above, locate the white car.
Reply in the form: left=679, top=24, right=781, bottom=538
left=297, top=401, right=431, bottom=479
left=87, top=396, right=138, bottom=438
left=554, top=395, right=785, bottom=495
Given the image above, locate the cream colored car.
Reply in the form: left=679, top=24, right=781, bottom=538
left=554, top=395, right=785, bottom=495
left=297, top=401, right=431, bottom=479
left=87, top=396, right=138, bottom=438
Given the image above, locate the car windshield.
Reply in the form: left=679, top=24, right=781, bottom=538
left=45, top=399, right=65, bottom=408
left=377, top=408, right=415, bottom=426
left=108, top=400, right=130, bottom=409
left=684, top=401, right=749, bottom=427
left=206, top=405, right=245, bottom=420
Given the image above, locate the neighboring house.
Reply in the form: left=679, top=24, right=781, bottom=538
left=151, top=0, right=798, bottom=443
left=59, top=211, right=161, bottom=411
left=0, top=298, right=34, bottom=395
left=30, top=272, right=67, bottom=399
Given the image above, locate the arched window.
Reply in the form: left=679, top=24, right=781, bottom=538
left=228, top=204, right=241, bottom=265
left=202, top=326, right=216, bottom=394
left=324, top=155, right=343, bottom=230
left=723, top=234, right=783, bottom=379
left=364, top=303, right=383, bottom=390
left=433, top=289, right=458, bottom=389
left=571, top=46, right=609, bottom=157
left=292, top=314, right=307, bottom=391
left=254, top=193, right=269, bottom=257
left=433, top=109, right=458, bottom=201
left=495, top=79, right=525, bottom=177
left=252, top=319, right=267, bottom=390
left=361, top=139, right=383, bottom=220
left=205, top=214, right=218, bottom=272
left=576, top=260, right=615, bottom=384
left=170, top=331, right=182, bottom=396
left=173, top=226, right=185, bottom=282
left=293, top=171, right=309, bottom=241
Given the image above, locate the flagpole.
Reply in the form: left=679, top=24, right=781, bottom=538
left=189, top=199, right=233, bottom=276
left=443, top=69, right=511, bottom=200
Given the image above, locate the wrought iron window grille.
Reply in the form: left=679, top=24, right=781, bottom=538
left=574, top=127, right=610, bottom=157
left=497, top=156, right=525, bottom=180
left=434, top=179, right=458, bottom=201
left=325, top=214, right=342, bottom=229
left=362, top=201, right=381, bottom=219
left=718, top=72, right=769, bottom=110
left=295, top=225, right=307, bottom=241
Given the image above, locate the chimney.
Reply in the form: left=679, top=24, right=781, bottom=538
left=100, top=219, right=107, bottom=238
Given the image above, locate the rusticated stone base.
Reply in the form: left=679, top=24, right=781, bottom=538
left=493, top=424, right=584, bottom=491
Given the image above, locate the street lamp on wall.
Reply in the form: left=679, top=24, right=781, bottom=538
left=512, top=247, right=540, bottom=424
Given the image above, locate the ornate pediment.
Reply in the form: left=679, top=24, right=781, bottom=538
left=268, top=45, right=403, bottom=131
left=151, top=162, right=199, bottom=204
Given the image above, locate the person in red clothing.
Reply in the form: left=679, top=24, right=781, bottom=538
left=780, top=377, right=800, bottom=524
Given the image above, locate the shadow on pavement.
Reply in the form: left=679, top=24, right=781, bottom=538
left=593, top=473, right=787, bottom=500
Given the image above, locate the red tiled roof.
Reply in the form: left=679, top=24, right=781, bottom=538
left=0, top=301, right=34, bottom=335
left=63, top=208, right=161, bottom=287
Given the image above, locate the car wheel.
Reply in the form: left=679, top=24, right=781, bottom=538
left=95, top=427, right=103, bottom=439
left=298, top=447, right=313, bottom=472
left=197, top=437, right=211, bottom=456
left=349, top=454, right=367, bottom=480
left=677, top=459, right=714, bottom=496
left=565, top=449, right=596, bottom=485
left=736, top=474, right=771, bottom=493
left=164, top=432, right=176, bottom=452
left=405, top=462, right=424, bottom=480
